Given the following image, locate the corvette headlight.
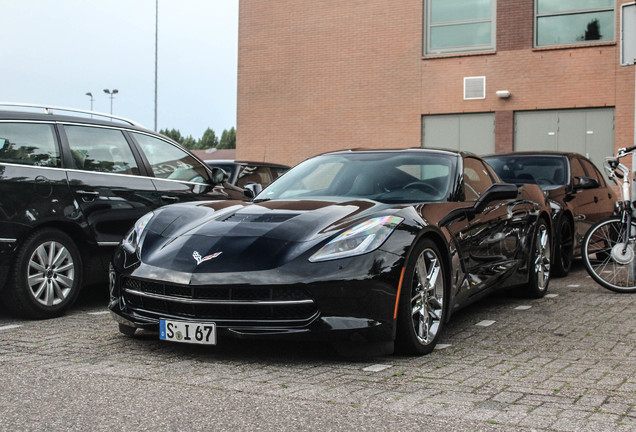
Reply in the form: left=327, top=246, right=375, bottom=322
left=309, top=216, right=403, bottom=262
left=122, top=212, right=154, bottom=254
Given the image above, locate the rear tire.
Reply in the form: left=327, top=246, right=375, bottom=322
left=552, top=217, right=573, bottom=277
left=396, top=239, right=447, bottom=355
left=525, top=219, right=551, bottom=298
left=1, top=228, right=82, bottom=319
left=582, top=218, right=636, bottom=293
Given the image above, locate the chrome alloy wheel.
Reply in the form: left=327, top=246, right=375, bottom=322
left=410, top=247, right=444, bottom=345
left=534, top=224, right=551, bottom=291
left=27, top=240, right=75, bottom=307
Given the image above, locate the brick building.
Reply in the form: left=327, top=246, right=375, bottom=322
left=236, top=0, right=636, bottom=171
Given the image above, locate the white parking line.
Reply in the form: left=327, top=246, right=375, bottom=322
left=514, top=305, right=532, bottom=310
left=475, top=320, right=496, bottom=327
left=86, top=311, right=110, bottom=316
left=0, top=324, right=21, bottom=331
left=567, top=284, right=580, bottom=288
left=545, top=293, right=558, bottom=298
left=435, top=344, right=451, bottom=350
left=362, top=364, right=392, bottom=372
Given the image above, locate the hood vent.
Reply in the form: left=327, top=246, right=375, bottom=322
left=221, top=212, right=300, bottom=223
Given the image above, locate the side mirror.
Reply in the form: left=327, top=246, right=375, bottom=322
left=474, top=183, right=518, bottom=213
left=209, top=167, right=229, bottom=184
left=574, top=176, right=599, bottom=190
left=244, top=183, right=263, bottom=199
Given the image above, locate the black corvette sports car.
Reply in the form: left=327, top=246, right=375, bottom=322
left=109, top=149, right=552, bottom=355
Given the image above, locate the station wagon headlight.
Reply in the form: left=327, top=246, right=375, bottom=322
left=309, top=216, right=403, bottom=262
left=122, top=212, right=154, bottom=254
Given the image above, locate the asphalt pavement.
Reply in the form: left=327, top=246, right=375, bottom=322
left=1, top=261, right=636, bottom=431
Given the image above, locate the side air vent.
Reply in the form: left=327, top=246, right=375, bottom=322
left=464, top=76, right=486, bottom=100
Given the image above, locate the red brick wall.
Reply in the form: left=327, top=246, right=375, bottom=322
left=237, top=0, right=423, bottom=165
left=238, top=0, right=636, bottom=166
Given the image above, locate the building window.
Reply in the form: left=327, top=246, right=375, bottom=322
left=535, top=0, right=615, bottom=47
left=424, top=0, right=496, bottom=55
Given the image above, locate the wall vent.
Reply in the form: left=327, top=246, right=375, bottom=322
left=464, top=76, right=486, bottom=100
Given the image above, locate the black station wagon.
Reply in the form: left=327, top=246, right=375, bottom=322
left=0, top=103, right=242, bottom=319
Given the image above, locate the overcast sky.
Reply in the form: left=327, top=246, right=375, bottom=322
left=0, top=0, right=238, bottom=139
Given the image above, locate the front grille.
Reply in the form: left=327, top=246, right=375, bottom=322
left=121, top=277, right=318, bottom=323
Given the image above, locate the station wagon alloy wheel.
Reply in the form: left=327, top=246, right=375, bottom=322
left=27, top=240, right=75, bottom=307
left=1, top=228, right=83, bottom=319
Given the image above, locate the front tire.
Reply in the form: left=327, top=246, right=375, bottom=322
left=396, top=239, right=447, bottom=355
left=1, top=228, right=82, bottom=319
left=582, top=218, right=636, bottom=293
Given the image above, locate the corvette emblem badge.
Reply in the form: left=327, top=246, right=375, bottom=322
left=193, top=251, right=222, bottom=265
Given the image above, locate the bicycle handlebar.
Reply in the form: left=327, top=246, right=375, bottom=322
left=618, top=145, right=636, bottom=156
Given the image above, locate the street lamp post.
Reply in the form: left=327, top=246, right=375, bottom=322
left=85, top=92, right=94, bottom=111
left=103, top=89, right=119, bottom=116
left=155, top=0, right=159, bottom=131
left=85, top=92, right=94, bottom=118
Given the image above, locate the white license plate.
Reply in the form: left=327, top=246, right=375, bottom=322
left=159, top=319, right=216, bottom=345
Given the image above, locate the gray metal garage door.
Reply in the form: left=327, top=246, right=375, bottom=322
left=515, top=108, right=615, bottom=174
left=422, top=113, right=495, bottom=154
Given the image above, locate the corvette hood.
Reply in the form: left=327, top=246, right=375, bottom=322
left=139, top=199, right=401, bottom=274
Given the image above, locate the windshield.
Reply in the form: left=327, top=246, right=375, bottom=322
left=484, top=155, right=567, bottom=190
left=257, top=152, right=457, bottom=204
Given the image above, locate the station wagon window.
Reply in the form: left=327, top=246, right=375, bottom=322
left=424, top=0, right=496, bottom=55
left=0, top=123, right=60, bottom=167
left=535, top=0, right=615, bottom=47
left=236, top=165, right=273, bottom=188
left=132, top=133, right=208, bottom=184
left=65, top=126, right=139, bottom=175
left=462, top=157, right=493, bottom=201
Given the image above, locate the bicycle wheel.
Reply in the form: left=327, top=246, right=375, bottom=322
left=582, top=218, right=636, bottom=293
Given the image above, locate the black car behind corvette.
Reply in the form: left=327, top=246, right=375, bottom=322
left=109, top=149, right=552, bottom=355
left=484, top=152, right=616, bottom=277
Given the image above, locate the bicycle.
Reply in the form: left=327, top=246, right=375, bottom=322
left=582, top=145, right=636, bottom=292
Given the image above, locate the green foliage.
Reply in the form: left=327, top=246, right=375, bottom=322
left=159, top=128, right=183, bottom=143
left=218, top=127, right=236, bottom=150
left=159, top=126, right=236, bottom=150
left=200, top=128, right=219, bottom=149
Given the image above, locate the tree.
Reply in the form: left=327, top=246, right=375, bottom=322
left=218, top=127, right=236, bottom=149
left=199, top=128, right=219, bottom=149
left=182, top=135, right=197, bottom=149
left=159, top=128, right=183, bottom=143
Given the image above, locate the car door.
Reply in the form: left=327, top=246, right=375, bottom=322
left=61, top=124, right=161, bottom=247
left=579, top=156, right=615, bottom=220
left=129, top=132, right=238, bottom=203
left=0, top=121, right=72, bottom=246
left=568, top=156, right=612, bottom=244
left=448, top=157, right=527, bottom=294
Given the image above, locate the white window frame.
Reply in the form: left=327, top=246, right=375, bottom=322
left=534, top=1, right=615, bottom=48
left=424, top=0, right=497, bottom=55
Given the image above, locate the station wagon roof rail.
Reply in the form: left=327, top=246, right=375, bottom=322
left=0, top=102, right=144, bottom=127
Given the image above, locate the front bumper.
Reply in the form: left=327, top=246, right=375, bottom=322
left=109, top=249, right=404, bottom=344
